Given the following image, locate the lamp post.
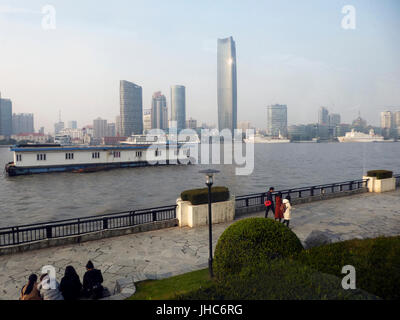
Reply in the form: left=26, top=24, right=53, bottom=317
left=199, top=169, right=220, bottom=278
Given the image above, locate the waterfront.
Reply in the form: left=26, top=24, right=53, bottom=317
left=0, top=143, right=400, bottom=227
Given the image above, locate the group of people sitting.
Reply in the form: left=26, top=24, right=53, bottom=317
left=20, top=260, right=104, bottom=300
left=265, top=187, right=292, bottom=227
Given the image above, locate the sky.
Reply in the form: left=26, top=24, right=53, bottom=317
left=0, top=0, right=399, bottom=132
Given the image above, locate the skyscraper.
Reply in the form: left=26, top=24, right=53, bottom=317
left=318, top=107, right=329, bottom=125
left=12, top=113, right=34, bottom=134
left=0, top=93, right=12, bottom=137
left=266, top=104, right=287, bottom=137
left=151, top=91, right=168, bottom=130
left=120, top=80, right=143, bottom=136
left=170, top=85, right=186, bottom=132
left=217, top=36, right=237, bottom=133
left=93, top=117, right=108, bottom=139
left=143, top=109, right=152, bottom=133
left=68, top=120, right=78, bottom=129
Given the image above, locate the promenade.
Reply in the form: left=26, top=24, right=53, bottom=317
left=1, top=189, right=399, bottom=300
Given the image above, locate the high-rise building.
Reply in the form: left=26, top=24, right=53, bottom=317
left=151, top=91, right=168, bottom=130
left=328, top=113, right=341, bottom=127
left=93, top=117, right=108, bottom=139
left=120, top=80, right=143, bottom=136
left=186, top=118, right=197, bottom=130
left=217, top=36, right=237, bottom=133
left=0, top=93, right=12, bottom=137
left=143, top=109, right=152, bottom=132
left=394, top=111, right=400, bottom=128
left=380, top=111, right=393, bottom=129
left=115, top=115, right=121, bottom=137
left=12, top=113, right=34, bottom=134
left=54, top=122, right=64, bottom=135
left=266, top=104, right=287, bottom=137
left=107, top=123, right=116, bottom=137
left=67, top=120, right=77, bottom=129
left=318, top=107, right=329, bottom=125
left=170, top=85, right=186, bottom=132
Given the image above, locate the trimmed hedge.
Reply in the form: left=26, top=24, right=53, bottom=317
left=294, top=236, right=400, bottom=300
left=213, top=218, right=303, bottom=281
left=181, top=186, right=229, bottom=205
left=178, top=259, right=378, bottom=300
left=367, top=170, right=393, bottom=180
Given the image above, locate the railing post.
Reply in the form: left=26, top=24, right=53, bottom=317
left=340, top=184, right=343, bottom=192
left=130, top=212, right=134, bottom=226
left=287, top=190, right=291, bottom=199
left=245, top=198, right=249, bottom=207
left=77, top=219, right=80, bottom=235
left=331, top=184, right=335, bottom=193
left=12, top=227, right=16, bottom=245
left=298, top=191, right=302, bottom=198
left=349, top=181, right=353, bottom=191
left=103, top=218, right=108, bottom=230
left=310, top=187, right=314, bottom=196
left=152, top=210, right=157, bottom=222
left=46, top=226, right=52, bottom=239
left=16, top=227, right=19, bottom=244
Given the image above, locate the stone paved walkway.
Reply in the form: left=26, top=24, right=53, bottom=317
left=1, top=190, right=399, bottom=300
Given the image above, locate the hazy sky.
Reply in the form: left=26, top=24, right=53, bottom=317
left=0, top=0, right=399, bottom=132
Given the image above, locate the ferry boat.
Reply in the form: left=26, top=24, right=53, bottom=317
left=337, top=129, right=385, bottom=143
left=244, top=132, right=290, bottom=144
left=5, top=135, right=195, bottom=176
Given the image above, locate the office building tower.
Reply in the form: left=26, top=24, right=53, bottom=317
left=12, top=113, right=34, bottom=134
left=120, top=80, right=143, bottom=136
left=380, top=111, right=393, bottom=129
left=0, top=93, right=12, bottom=137
left=93, top=117, right=108, bottom=139
left=328, top=113, right=341, bottom=127
left=107, top=123, right=116, bottom=137
left=266, top=104, right=287, bottom=137
left=170, top=85, right=186, bottom=132
left=217, top=36, right=237, bottom=132
left=186, top=118, right=197, bottom=130
left=318, top=107, right=329, bottom=125
left=54, top=122, right=64, bottom=135
left=151, top=91, right=168, bottom=130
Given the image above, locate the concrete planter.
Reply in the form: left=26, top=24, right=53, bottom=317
left=363, top=176, right=396, bottom=193
left=176, top=195, right=235, bottom=228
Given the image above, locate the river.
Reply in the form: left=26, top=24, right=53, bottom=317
left=0, top=142, right=399, bottom=227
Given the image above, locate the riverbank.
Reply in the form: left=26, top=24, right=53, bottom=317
left=0, top=189, right=399, bottom=300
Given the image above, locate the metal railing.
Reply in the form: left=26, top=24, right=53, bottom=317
left=235, top=178, right=370, bottom=209
left=1, top=175, right=398, bottom=248
left=0, top=205, right=177, bottom=247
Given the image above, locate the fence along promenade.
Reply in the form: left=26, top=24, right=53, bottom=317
left=1, top=176, right=399, bottom=248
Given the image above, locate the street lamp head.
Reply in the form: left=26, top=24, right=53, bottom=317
left=199, top=169, right=220, bottom=186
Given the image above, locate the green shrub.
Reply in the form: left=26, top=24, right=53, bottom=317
left=180, top=186, right=229, bottom=205
left=213, top=218, right=303, bottom=281
left=295, top=236, right=400, bottom=300
left=178, top=259, right=378, bottom=300
left=367, top=170, right=393, bottom=180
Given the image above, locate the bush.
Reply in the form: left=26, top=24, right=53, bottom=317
left=295, top=236, right=400, bottom=300
left=213, top=218, right=303, bottom=281
left=181, top=186, right=229, bottom=205
left=178, top=259, right=378, bottom=300
left=367, top=170, right=393, bottom=180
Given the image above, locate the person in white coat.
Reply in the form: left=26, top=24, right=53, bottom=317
left=282, top=198, right=292, bottom=227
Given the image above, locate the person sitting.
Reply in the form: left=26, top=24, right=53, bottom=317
left=82, top=261, right=104, bottom=299
left=60, top=265, right=82, bottom=300
left=20, top=274, right=42, bottom=300
left=37, top=272, right=64, bottom=300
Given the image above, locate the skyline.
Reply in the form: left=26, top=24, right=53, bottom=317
left=1, top=0, right=400, bottom=131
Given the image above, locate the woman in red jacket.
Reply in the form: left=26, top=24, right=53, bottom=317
left=275, top=192, right=284, bottom=222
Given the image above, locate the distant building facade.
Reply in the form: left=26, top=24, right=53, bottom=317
left=0, top=94, right=12, bottom=137
left=67, top=120, right=78, bottom=129
left=93, top=117, right=108, bottom=139
left=12, top=113, right=34, bottom=134
left=318, top=107, right=329, bottom=125
left=217, top=36, right=237, bottom=133
left=170, top=85, right=186, bottom=132
left=143, top=109, right=152, bottom=133
left=151, top=91, right=168, bottom=130
left=54, top=121, right=64, bottom=135
left=11, top=133, right=50, bottom=144
left=186, top=118, right=197, bottom=130
left=266, top=104, right=287, bottom=137
left=120, top=80, right=143, bottom=136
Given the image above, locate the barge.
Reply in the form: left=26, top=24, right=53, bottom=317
left=5, top=137, right=195, bottom=176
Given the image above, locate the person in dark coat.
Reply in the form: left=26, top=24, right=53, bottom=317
left=265, top=187, right=275, bottom=218
left=60, top=265, right=82, bottom=300
left=274, top=192, right=284, bottom=222
left=82, top=261, right=104, bottom=299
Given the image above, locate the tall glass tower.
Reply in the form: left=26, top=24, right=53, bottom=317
left=217, top=36, right=237, bottom=133
left=151, top=91, right=168, bottom=130
left=266, top=104, right=287, bottom=137
left=170, top=85, right=186, bottom=132
left=120, top=80, right=143, bottom=136
left=0, top=94, right=12, bottom=137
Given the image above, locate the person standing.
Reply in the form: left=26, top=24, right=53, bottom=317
left=265, top=187, right=275, bottom=218
left=60, top=265, right=82, bottom=300
left=20, top=274, right=42, bottom=300
left=282, top=198, right=292, bottom=227
left=82, top=261, right=104, bottom=299
left=274, top=192, right=284, bottom=222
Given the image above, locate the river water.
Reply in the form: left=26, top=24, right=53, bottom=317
left=0, top=143, right=399, bottom=227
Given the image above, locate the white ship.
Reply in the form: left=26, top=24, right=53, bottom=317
left=244, top=132, right=290, bottom=144
left=5, top=134, right=195, bottom=176
left=338, top=129, right=385, bottom=143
